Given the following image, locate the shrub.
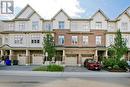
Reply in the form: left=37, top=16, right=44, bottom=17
left=113, top=65, right=120, bottom=70
left=47, top=64, right=64, bottom=72
left=32, top=66, right=47, bottom=71
left=118, top=60, right=128, bottom=70
left=103, top=58, right=116, bottom=68
left=32, top=65, right=64, bottom=72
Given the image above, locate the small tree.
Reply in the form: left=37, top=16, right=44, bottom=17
left=108, top=29, right=128, bottom=61
left=43, top=33, right=56, bottom=61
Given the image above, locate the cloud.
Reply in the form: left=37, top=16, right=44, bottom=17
left=0, top=0, right=85, bottom=20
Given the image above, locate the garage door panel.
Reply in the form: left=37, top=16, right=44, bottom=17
left=32, top=54, right=43, bottom=65
left=65, top=57, right=77, bottom=66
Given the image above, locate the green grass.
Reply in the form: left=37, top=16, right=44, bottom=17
left=32, top=64, right=64, bottom=72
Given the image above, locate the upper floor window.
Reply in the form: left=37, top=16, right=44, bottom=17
left=31, top=36, right=40, bottom=44
left=58, top=36, right=64, bottom=45
left=96, top=22, right=102, bottom=29
left=83, top=36, right=88, bottom=45
left=96, top=36, right=101, bottom=45
left=59, top=21, right=64, bottom=29
left=19, top=22, right=25, bottom=30
left=123, top=35, right=129, bottom=46
left=109, top=35, right=114, bottom=44
left=121, top=22, right=128, bottom=30
left=45, top=23, right=51, bottom=31
left=14, top=35, right=23, bottom=44
left=32, top=21, right=39, bottom=30
left=8, top=23, right=14, bottom=30
left=72, top=36, right=78, bottom=45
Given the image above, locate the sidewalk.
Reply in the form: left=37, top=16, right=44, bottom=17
left=0, top=70, right=130, bottom=77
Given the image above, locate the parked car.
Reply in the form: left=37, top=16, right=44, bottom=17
left=84, top=59, right=101, bottom=70
left=127, top=61, right=130, bottom=69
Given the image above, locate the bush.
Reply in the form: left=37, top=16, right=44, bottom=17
left=113, top=65, right=120, bottom=70
left=47, top=64, right=64, bottom=72
left=103, top=58, right=116, bottom=68
left=118, top=60, right=128, bottom=70
left=32, top=65, right=64, bottom=72
left=32, top=66, right=47, bottom=71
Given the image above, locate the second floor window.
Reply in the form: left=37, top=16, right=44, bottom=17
left=59, top=21, right=64, bottom=29
left=45, top=23, right=51, bottom=31
left=109, top=35, right=114, bottom=44
left=8, top=23, right=14, bottom=30
left=32, top=21, right=39, bottom=30
left=96, top=22, right=102, bottom=29
left=31, top=37, right=40, bottom=44
left=14, top=35, right=23, bottom=44
left=121, top=22, right=128, bottom=30
left=83, top=36, right=88, bottom=45
left=19, top=22, right=25, bottom=30
left=72, top=36, right=78, bottom=45
left=96, top=36, right=101, bottom=45
left=58, top=36, right=64, bottom=45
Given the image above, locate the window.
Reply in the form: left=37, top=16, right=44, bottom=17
left=31, top=36, right=40, bottom=44
left=121, top=22, right=128, bottom=30
left=96, top=36, right=101, bottom=45
left=123, top=36, right=129, bottom=46
left=19, top=22, right=25, bottom=30
left=14, top=35, right=23, bottom=44
left=58, top=36, right=64, bottom=45
left=109, top=35, right=114, bottom=44
left=59, top=21, right=64, bottom=29
left=45, top=23, right=51, bottom=31
left=96, top=22, right=102, bottom=29
left=0, top=38, right=2, bottom=46
left=83, top=36, right=88, bottom=45
left=72, top=36, right=78, bottom=45
left=32, top=21, right=39, bottom=30
left=8, top=23, right=14, bottom=30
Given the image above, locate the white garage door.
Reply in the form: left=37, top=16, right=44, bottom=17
left=18, top=54, right=27, bottom=65
left=65, top=57, right=77, bottom=66
left=32, top=54, right=43, bottom=65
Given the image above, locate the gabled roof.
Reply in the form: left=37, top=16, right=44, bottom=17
left=91, top=9, right=109, bottom=20
left=14, top=4, right=43, bottom=20
left=52, top=9, right=71, bottom=20
left=116, top=6, right=130, bottom=19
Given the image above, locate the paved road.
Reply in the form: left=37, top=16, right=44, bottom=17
left=0, top=75, right=130, bottom=87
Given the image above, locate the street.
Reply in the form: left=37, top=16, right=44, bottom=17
left=0, top=75, right=130, bottom=87
left=0, top=71, right=130, bottom=87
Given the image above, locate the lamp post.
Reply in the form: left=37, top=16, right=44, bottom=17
left=45, top=52, right=48, bottom=65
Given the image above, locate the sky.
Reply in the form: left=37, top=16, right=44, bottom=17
left=0, top=0, right=130, bottom=20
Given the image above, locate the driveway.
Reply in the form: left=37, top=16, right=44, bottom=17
left=64, top=66, right=107, bottom=72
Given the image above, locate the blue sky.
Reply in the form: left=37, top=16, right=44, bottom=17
left=0, top=0, right=130, bottom=20
left=79, top=0, right=130, bottom=19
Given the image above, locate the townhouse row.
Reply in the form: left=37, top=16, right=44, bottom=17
left=0, top=5, right=130, bottom=66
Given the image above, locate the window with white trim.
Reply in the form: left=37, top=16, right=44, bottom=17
left=123, top=35, right=129, bottom=46
left=96, top=36, right=101, bottom=45
left=14, top=35, right=23, bottom=44
left=8, top=23, right=14, bottom=30
left=72, top=36, right=78, bottom=45
left=83, top=36, right=88, bottom=45
left=32, top=21, right=39, bottom=30
left=121, top=22, right=128, bottom=30
left=45, top=23, right=51, bottom=31
left=109, top=35, right=114, bottom=44
left=59, top=21, right=64, bottom=29
left=19, top=22, right=25, bottom=30
left=96, top=22, right=102, bottom=29
left=31, top=36, right=40, bottom=44
left=58, top=36, right=64, bottom=45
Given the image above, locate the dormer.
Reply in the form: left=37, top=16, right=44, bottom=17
left=14, top=4, right=43, bottom=31
left=116, top=7, right=130, bottom=32
left=90, top=9, right=109, bottom=30
left=52, top=9, right=71, bottom=29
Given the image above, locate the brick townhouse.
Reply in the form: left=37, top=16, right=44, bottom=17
left=0, top=5, right=130, bottom=66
